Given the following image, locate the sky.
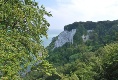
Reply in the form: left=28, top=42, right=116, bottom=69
left=36, top=0, right=118, bottom=46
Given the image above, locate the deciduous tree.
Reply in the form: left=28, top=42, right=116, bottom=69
left=0, top=0, right=53, bottom=79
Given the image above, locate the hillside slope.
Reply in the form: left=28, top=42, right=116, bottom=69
left=46, top=20, right=118, bottom=80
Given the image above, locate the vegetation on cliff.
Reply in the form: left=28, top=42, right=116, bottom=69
left=0, top=0, right=118, bottom=79
left=47, top=20, right=118, bottom=80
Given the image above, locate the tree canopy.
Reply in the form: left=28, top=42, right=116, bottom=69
left=47, top=20, right=118, bottom=80
left=0, top=0, right=54, bottom=79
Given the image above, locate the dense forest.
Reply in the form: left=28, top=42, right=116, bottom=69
left=0, top=0, right=118, bottom=80
left=46, top=20, right=118, bottom=80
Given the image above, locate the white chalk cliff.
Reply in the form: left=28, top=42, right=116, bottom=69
left=54, top=29, right=76, bottom=48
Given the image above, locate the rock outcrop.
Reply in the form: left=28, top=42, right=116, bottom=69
left=54, top=29, right=76, bottom=49
left=82, top=30, right=93, bottom=42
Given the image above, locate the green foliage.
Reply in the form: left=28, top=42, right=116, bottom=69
left=0, top=0, right=53, bottom=79
left=96, top=42, right=118, bottom=80
left=23, top=60, right=57, bottom=80
left=62, top=20, right=118, bottom=51
left=47, top=20, right=118, bottom=80
left=48, top=42, right=118, bottom=80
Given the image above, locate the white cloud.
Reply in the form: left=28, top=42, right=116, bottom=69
left=45, top=0, right=118, bottom=29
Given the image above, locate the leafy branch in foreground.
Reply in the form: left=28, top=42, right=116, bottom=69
left=0, top=0, right=54, bottom=79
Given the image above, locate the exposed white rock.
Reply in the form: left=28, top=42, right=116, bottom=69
left=87, top=30, right=93, bottom=33
left=54, top=29, right=76, bottom=48
left=82, top=30, right=93, bottom=42
left=82, top=35, right=89, bottom=42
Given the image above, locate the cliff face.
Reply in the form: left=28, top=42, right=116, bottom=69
left=47, top=20, right=118, bottom=50
left=53, top=29, right=93, bottom=49
left=54, top=29, right=76, bottom=49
